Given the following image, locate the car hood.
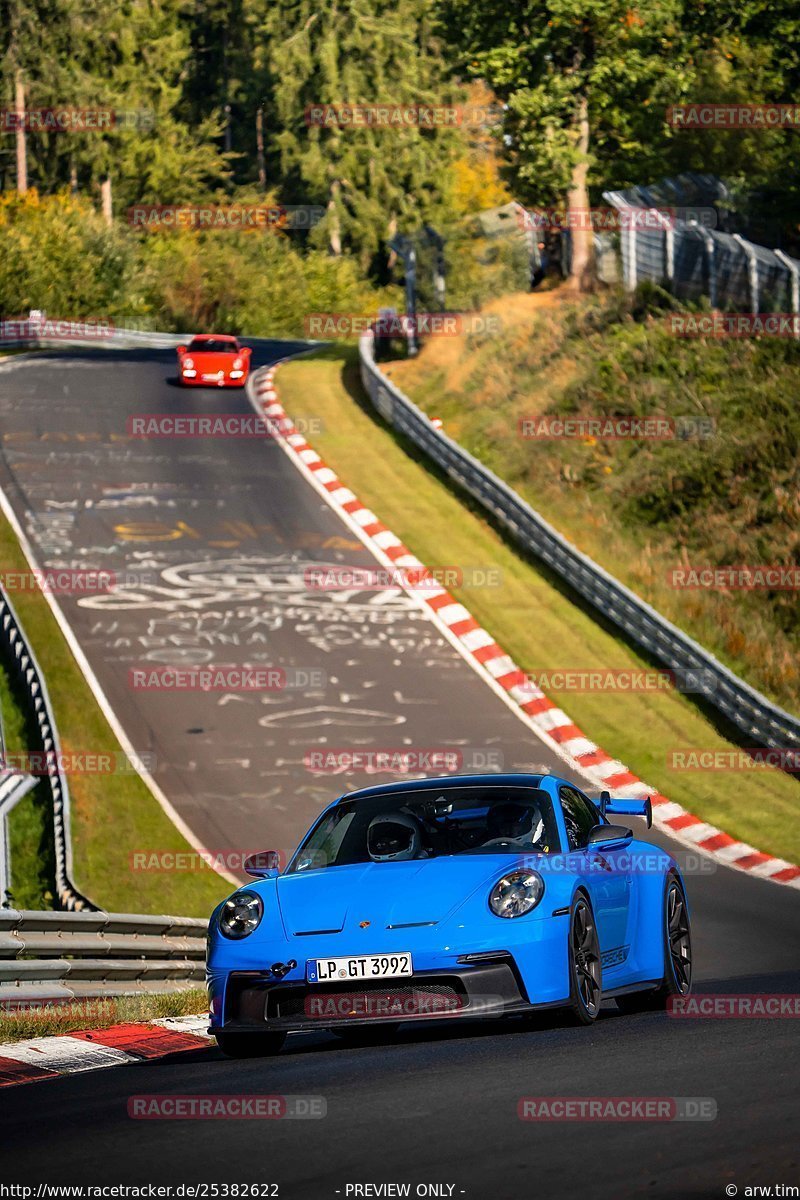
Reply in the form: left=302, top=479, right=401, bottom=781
left=182, top=351, right=238, bottom=368
left=275, top=857, right=524, bottom=936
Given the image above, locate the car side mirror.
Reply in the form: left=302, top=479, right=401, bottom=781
left=177, top=344, right=187, bottom=355
left=587, top=823, right=632, bottom=847
left=244, top=850, right=282, bottom=878
left=599, top=793, right=652, bottom=829
left=241, top=345, right=251, bottom=357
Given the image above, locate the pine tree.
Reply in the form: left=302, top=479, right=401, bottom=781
left=257, top=0, right=463, bottom=269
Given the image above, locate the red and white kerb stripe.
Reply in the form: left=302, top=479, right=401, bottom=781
left=253, top=366, right=799, bottom=890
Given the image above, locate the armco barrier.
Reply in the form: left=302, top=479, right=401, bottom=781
left=358, top=329, right=800, bottom=759
left=0, top=583, right=95, bottom=911
left=0, top=909, right=207, bottom=1001
left=0, top=323, right=184, bottom=352
left=0, top=323, right=189, bottom=913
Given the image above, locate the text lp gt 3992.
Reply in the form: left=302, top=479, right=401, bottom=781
left=207, top=773, right=692, bottom=1057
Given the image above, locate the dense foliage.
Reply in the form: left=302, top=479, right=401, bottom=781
left=3, top=0, right=799, bottom=293
left=391, top=286, right=800, bottom=709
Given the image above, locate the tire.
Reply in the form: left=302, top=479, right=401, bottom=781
left=567, top=893, right=602, bottom=1025
left=615, top=872, right=692, bottom=1014
left=331, top=1024, right=400, bottom=1046
left=214, top=1031, right=286, bottom=1058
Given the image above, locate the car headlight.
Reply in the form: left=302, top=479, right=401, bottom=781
left=218, top=890, right=263, bottom=939
left=233, top=358, right=243, bottom=369
left=182, top=357, right=194, bottom=369
left=488, top=870, right=544, bottom=918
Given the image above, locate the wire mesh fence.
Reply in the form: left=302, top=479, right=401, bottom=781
left=603, top=175, right=800, bottom=317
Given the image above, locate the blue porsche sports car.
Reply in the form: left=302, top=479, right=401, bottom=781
left=207, top=773, right=692, bottom=1057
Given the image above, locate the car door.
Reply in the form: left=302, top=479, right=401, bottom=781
left=559, top=785, right=631, bottom=957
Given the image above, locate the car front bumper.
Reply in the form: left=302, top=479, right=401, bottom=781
left=209, top=954, right=567, bottom=1036
left=179, top=374, right=249, bottom=387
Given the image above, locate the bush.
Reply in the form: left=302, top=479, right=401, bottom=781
left=0, top=190, right=398, bottom=338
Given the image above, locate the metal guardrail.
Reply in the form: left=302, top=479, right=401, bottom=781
left=0, top=584, right=95, bottom=911
left=0, top=323, right=188, bottom=912
left=358, top=330, right=800, bottom=758
left=0, top=321, right=184, bottom=352
left=0, top=910, right=207, bottom=1000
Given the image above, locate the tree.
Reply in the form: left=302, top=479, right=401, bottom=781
left=0, top=0, right=232, bottom=207
left=257, top=0, right=464, bottom=271
left=437, top=0, right=693, bottom=287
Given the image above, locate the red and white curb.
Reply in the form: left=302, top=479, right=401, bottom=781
left=251, top=364, right=800, bottom=890
left=0, top=1015, right=211, bottom=1088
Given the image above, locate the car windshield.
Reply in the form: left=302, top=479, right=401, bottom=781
left=287, top=785, right=560, bottom=873
left=188, top=338, right=237, bottom=353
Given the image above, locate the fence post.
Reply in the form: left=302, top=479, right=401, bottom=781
left=694, top=225, right=717, bottom=309
left=649, top=208, right=674, bottom=286
left=625, top=218, right=637, bottom=290
left=774, top=250, right=800, bottom=338
left=733, top=234, right=759, bottom=313
left=665, top=225, right=675, bottom=284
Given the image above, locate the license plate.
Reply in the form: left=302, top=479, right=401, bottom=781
left=201, top=372, right=220, bottom=380
left=307, top=953, right=413, bottom=983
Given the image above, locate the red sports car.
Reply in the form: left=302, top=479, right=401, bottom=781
left=176, top=334, right=251, bottom=387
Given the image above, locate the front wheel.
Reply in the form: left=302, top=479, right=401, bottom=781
left=616, top=873, right=692, bottom=1013
left=215, top=1031, right=286, bottom=1058
left=567, top=894, right=602, bottom=1025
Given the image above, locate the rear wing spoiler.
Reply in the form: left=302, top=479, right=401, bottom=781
left=599, top=791, right=653, bottom=829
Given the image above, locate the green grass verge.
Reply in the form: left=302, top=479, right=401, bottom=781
left=277, top=346, right=800, bottom=865
left=2, top=661, right=55, bottom=909
left=389, top=286, right=800, bottom=715
left=0, top=511, right=230, bottom=916
left=0, top=988, right=206, bottom=1043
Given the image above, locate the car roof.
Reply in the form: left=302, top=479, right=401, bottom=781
left=190, top=333, right=237, bottom=343
left=337, top=772, right=550, bottom=804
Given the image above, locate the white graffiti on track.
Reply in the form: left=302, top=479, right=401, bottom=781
left=258, top=705, right=406, bottom=730
left=75, top=555, right=442, bottom=663
left=77, top=556, right=419, bottom=613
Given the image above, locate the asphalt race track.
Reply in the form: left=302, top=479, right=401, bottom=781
left=0, top=345, right=799, bottom=1197
left=0, top=341, right=593, bottom=862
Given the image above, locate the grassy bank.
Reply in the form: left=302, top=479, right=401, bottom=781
left=0, top=988, right=206, bottom=1043
left=277, top=347, right=800, bottom=865
left=388, top=285, right=800, bottom=716
left=2, top=663, right=54, bottom=909
left=0, top=511, right=229, bottom=916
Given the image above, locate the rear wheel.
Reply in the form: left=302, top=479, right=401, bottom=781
left=567, top=895, right=602, bottom=1025
left=615, top=873, right=692, bottom=1013
left=215, top=1031, right=286, bottom=1058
